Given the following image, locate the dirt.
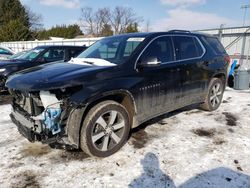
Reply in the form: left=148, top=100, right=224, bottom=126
left=130, top=129, right=149, bottom=149
left=55, top=150, right=89, bottom=162
left=11, top=170, right=40, bottom=188
left=192, top=128, right=216, bottom=138
left=222, top=112, right=238, bottom=126
left=213, top=137, right=226, bottom=145
left=19, top=143, right=52, bottom=158
left=233, top=160, right=244, bottom=172
left=0, top=94, right=12, bottom=105
left=185, top=110, right=203, bottom=115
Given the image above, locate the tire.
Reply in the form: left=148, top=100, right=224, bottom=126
left=200, top=78, right=224, bottom=111
left=80, top=100, right=130, bottom=157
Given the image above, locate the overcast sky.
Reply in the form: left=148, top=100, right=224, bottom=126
left=20, top=0, right=250, bottom=31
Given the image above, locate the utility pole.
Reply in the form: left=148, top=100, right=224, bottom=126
left=241, top=4, right=250, bottom=26
left=219, top=24, right=225, bottom=41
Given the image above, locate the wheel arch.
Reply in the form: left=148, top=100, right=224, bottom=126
left=212, top=72, right=227, bottom=88
left=66, top=90, right=137, bottom=148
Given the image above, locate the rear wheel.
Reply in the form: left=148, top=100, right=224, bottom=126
left=80, top=100, right=130, bottom=157
left=200, top=78, right=224, bottom=111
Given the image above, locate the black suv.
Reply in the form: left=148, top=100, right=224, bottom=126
left=0, top=45, right=87, bottom=91
left=6, top=31, right=229, bottom=157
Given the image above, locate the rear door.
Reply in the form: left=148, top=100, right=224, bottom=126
left=172, top=35, right=207, bottom=104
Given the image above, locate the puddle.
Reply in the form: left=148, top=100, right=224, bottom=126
left=222, top=112, right=238, bottom=126
left=192, top=128, right=216, bottom=137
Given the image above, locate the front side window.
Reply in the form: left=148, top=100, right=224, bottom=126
left=139, top=36, right=174, bottom=63
left=173, top=36, right=203, bottom=60
left=78, top=36, right=145, bottom=65
left=42, top=48, right=65, bottom=62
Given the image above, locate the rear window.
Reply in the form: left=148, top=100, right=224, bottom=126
left=173, top=36, right=204, bottom=60
left=206, top=37, right=226, bottom=55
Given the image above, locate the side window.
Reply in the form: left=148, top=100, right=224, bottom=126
left=124, top=41, right=141, bottom=57
left=140, top=36, right=174, bottom=63
left=193, top=38, right=204, bottom=56
left=206, top=37, right=226, bottom=55
left=173, top=36, right=202, bottom=60
left=42, top=48, right=65, bottom=62
left=0, top=48, right=12, bottom=55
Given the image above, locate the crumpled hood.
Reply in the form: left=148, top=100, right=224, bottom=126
left=6, top=59, right=117, bottom=91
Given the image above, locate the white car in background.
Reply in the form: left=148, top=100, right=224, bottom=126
left=0, top=46, right=15, bottom=60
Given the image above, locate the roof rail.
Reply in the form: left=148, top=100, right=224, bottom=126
left=168, top=30, right=191, bottom=33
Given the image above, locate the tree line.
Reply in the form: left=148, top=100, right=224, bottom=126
left=0, top=0, right=144, bottom=42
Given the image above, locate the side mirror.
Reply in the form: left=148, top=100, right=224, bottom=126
left=139, top=57, right=161, bottom=68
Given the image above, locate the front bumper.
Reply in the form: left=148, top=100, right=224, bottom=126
left=10, top=106, right=43, bottom=142
left=10, top=104, right=73, bottom=146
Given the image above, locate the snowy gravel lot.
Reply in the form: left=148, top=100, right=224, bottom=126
left=0, top=88, right=250, bottom=188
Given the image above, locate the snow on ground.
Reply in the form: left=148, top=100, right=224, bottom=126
left=0, top=88, right=250, bottom=188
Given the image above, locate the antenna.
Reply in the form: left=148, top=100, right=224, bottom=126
left=241, top=4, right=250, bottom=26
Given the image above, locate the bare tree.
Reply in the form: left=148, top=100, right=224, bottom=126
left=25, top=6, right=43, bottom=31
left=79, top=6, right=143, bottom=36
left=95, top=7, right=111, bottom=35
left=109, top=6, right=142, bottom=34
left=80, top=7, right=95, bottom=35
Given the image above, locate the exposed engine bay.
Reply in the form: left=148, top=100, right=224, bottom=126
left=9, top=88, right=77, bottom=147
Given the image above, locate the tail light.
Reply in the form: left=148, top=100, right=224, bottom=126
left=224, top=55, right=231, bottom=64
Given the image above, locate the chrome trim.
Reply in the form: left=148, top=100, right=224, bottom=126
left=134, top=34, right=206, bottom=70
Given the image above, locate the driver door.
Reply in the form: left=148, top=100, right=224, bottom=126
left=135, top=36, right=183, bottom=122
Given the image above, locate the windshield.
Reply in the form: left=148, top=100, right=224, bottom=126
left=16, top=48, right=45, bottom=61
left=7, top=51, right=28, bottom=60
left=77, top=36, right=145, bottom=64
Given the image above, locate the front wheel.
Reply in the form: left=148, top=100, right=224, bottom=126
left=80, top=100, right=130, bottom=157
left=200, top=78, right=224, bottom=111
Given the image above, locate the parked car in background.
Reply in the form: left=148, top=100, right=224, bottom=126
left=6, top=50, right=30, bottom=60
left=6, top=31, right=229, bottom=157
left=0, top=46, right=15, bottom=60
left=0, top=45, right=87, bottom=91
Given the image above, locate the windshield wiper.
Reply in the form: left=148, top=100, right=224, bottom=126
left=83, top=61, right=94, bottom=65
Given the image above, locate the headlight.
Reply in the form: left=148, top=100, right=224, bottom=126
left=0, top=68, right=6, bottom=72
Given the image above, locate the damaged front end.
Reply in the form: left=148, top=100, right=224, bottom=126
left=9, top=87, right=82, bottom=148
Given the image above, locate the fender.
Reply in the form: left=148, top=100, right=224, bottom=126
left=67, top=89, right=137, bottom=148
